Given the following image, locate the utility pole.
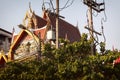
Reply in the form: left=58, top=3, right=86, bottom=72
left=37, top=32, right=41, bottom=60
left=83, top=0, right=105, bottom=54
left=56, top=0, right=59, bottom=49
left=88, top=6, right=94, bottom=55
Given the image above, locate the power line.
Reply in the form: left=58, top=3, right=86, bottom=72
left=83, top=0, right=106, bottom=54
left=92, top=10, right=98, bottom=17
left=100, top=0, right=107, bottom=43
left=101, top=0, right=107, bottom=22
left=42, top=0, right=75, bottom=12
left=101, top=19, right=106, bottom=43
left=42, top=0, right=52, bottom=11
left=59, top=0, right=75, bottom=11
left=50, top=0, right=55, bottom=13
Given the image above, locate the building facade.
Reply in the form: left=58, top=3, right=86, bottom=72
left=0, top=28, right=12, bottom=53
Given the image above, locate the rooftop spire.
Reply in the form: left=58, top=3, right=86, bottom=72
left=29, top=2, right=32, bottom=13
left=42, top=0, right=45, bottom=11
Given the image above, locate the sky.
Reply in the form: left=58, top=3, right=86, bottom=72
left=0, top=0, right=120, bottom=50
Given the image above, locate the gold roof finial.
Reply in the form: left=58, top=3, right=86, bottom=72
left=23, top=2, right=34, bottom=28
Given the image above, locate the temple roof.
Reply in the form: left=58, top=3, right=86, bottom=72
left=11, top=9, right=81, bottom=51
left=23, top=7, right=47, bottom=29
left=10, top=27, right=46, bottom=51
left=43, top=11, right=81, bottom=42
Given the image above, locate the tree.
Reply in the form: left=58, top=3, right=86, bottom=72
left=0, top=33, right=120, bottom=80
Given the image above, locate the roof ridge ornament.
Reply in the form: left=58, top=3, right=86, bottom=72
left=29, top=2, right=32, bottom=13
left=23, top=2, right=35, bottom=29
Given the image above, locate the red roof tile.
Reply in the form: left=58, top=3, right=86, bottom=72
left=33, top=14, right=47, bottom=28
left=48, top=12, right=81, bottom=43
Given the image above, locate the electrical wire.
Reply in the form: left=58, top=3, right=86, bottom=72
left=101, top=21, right=106, bottom=42
left=42, top=0, right=52, bottom=11
left=59, top=0, right=75, bottom=11
left=86, top=9, right=89, bottom=27
left=100, top=0, right=107, bottom=43
left=42, top=0, right=75, bottom=12
left=101, top=0, right=107, bottom=22
left=42, top=2, right=51, bottom=10
left=50, top=0, right=55, bottom=13
left=95, top=31, right=100, bottom=45
left=60, top=0, right=70, bottom=10
left=92, top=10, right=98, bottom=17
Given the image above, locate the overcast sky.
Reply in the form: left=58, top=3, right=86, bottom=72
left=0, top=0, right=120, bottom=50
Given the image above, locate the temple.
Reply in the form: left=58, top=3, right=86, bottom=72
left=8, top=5, right=81, bottom=61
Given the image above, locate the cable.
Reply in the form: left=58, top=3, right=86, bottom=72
left=95, top=31, right=99, bottom=43
left=42, top=0, right=75, bottom=12
left=92, top=10, right=98, bottom=17
left=83, top=0, right=107, bottom=52
left=101, top=0, right=107, bottom=22
left=101, top=20, right=106, bottom=43
left=59, top=0, right=75, bottom=11
left=101, top=0, right=107, bottom=43
left=42, top=0, right=52, bottom=11
left=50, top=0, right=55, bottom=13
left=86, top=9, right=89, bottom=27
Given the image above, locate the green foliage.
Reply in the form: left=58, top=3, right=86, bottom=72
left=100, top=42, right=106, bottom=54
left=1, top=33, right=120, bottom=80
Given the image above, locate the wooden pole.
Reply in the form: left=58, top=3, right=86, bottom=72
left=56, top=0, right=59, bottom=49
left=88, top=6, right=95, bottom=54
